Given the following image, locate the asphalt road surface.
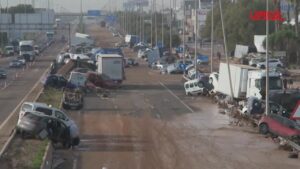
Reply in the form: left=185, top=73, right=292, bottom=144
left=52, top=23, right=300, bottom=169
left=0, top=22, right=74, bottom=153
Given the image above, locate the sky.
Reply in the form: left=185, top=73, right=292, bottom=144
left=1, top=0, right=180, bottom=13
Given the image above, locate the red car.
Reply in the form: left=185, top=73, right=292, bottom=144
left=86, top=72, right=120, bottom=89
left=259, top=113, right=300, bottom=139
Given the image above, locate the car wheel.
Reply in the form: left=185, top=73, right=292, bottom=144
left=259, top=123, right=269, bottom=135
left=63, top=141, right=71, bottom=149
left=72, top=137, right=80, bottom=146
left=251, top=64, right=257, bottom=67
left=202, top=89, right=209, bottom=96
left=187, top=92, right=192, bottom=96
left=277, top=64, right=282, bottom=68
left=63, top=103, right=70, bottom=110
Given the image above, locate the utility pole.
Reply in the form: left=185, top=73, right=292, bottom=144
left=266, top=0, right=270, bottom=115
left=69, top=23, right=71, bottom=49
left=194, top=0, right=198, bottom=75
left=183, top=1, right=186, bottom=70
left=80, top=0, right=83, bottom=33
left=162, top=0, right=164, bottom=47
left=0, top=1, right=2, bottom=47
left=210, top=0, right=214, bottom=73
left=169, top=0, right=172, bottom=53
left=219, top=0, right=234, bottom=99
left=154, top=0, right=157, bottom=46
left=151, top=0, right=153, bottom=46
left=139, top=1, right=142, bottom=42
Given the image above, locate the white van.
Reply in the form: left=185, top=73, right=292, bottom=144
left=184, top=79, right=207, bottom=96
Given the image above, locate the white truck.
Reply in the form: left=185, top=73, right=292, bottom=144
left=97, top=54, right=124, bottom=84
left=19, top=40, right=35, bottom=62
left=216, top=63, right=283, bottom=100
left=71, top=33, right=94, bottom=47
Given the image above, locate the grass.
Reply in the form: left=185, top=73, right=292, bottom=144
left=30, top=140, right=49, bottom=169
left=27, top=88, right=63, bottom=169
left=37, top=88, right=63, bottom=108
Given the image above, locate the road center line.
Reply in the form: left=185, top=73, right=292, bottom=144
left=159, top=82, right=195, bottom=113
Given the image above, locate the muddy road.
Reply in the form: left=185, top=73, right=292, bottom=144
left=54, top=23, right=300, bottom=169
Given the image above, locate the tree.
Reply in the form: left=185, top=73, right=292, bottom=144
left=264, top=28, right=298, bottom=63
left=1, top=4, right=35, bottom=14
left=203, top=0, right=276, bottom=52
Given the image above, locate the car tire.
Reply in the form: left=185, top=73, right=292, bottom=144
left=202, top=89, right=209, bottom=96
left=259, top=123, right=269, bottom=135
left=187, top=92, right=192, bottom=96
left=63, top=141, right=71, bottom=149
left=260, top=65, right=266, bottom=69
left=277, top=64, right=282, bottom=68
left=251, top=64, right=257, bottom=67
left=72, top=137, right=80, bottom=146
left=63, top=103, right=70, bottom=110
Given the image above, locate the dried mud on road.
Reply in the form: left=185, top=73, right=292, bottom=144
left=55, top=23, right=300, bottom=169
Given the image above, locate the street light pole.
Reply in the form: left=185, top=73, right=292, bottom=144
left=210, top=0, right=214, bottom=73
left=183, top=1, right=186, bottom=69
left=162, top=0, right=164, bottom=47
left=169, top=0, right=172, bottom=53
left=194, top=0, right=198, bottom=76
left=266, top=0, right=270, bottom=115
left=219, top=0, right=234, bottom=98
left=154, top=0, right=157, bottom=46
left=151, top=0, right=153, bottom=46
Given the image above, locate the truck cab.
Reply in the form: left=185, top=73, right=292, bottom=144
left=19, top=40, right=35, bottom=62
left=247, top=70, right=283, bottom=99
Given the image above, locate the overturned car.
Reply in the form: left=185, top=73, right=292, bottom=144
left=17, top=110, right=80, bottom=148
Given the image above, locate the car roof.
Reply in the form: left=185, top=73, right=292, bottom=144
left=24, top=110, right=66, bottom=124
left=23, top=102, right=49, bottom=108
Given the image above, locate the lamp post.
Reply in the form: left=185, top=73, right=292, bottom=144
left=265, top=0, right=270, bottom=115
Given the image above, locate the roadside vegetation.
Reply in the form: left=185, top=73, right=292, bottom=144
left=203, top=0, right=300, bottom=66
left=0, top=88, right=63, bottom=169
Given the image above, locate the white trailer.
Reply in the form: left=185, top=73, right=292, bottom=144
left=97, top=54, right=124, bottom=83
left=217, top=63, right=282, bottom=100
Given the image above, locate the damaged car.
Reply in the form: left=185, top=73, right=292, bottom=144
left=62, top=89, right=84, bottom=110
left=16, top=111, right=80, bottom=148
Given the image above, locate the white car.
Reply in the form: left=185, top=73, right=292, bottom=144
left=70, top=53, right=90, bottom=60
left=256, top=59, right=283, bottom=69
left=18, top=102, right=73, bottom=127
left=17, top=110, right=80, bottom=147
left=184, top=79, right=207, bottom=96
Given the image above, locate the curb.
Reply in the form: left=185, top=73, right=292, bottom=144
left=40, top=143, right=53, bottom=169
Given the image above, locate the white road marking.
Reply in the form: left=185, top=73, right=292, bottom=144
left=159, top=82, right=195, bottom=113
left=0, top=66, right=49, bottom=131
left=73, top=158, right=78, bottom=169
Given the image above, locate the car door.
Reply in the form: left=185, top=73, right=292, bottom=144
left=269, top=114, right=288, bottom=136
left=282, top=118, right=298, bottom=137
left=54, top=110, right=69, bottom=124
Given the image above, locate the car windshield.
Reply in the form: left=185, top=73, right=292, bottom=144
left=261, top=77, right=282, bottom=90
left=20, top=45, right=33, bottom=51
